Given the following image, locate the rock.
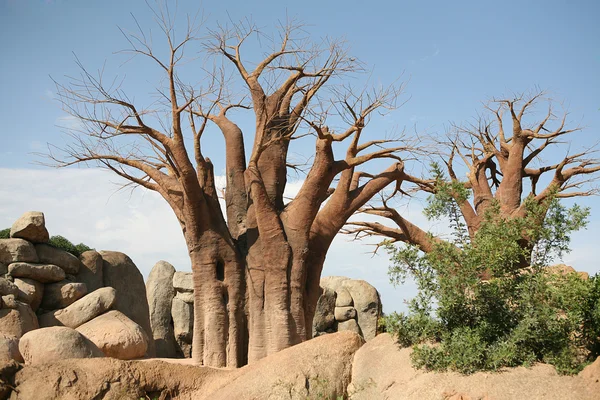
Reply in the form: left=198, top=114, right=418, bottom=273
left=38, top=287, right=116, bottom=328
left=580, top=356, right=600, bottom=381
left=76, top=310, right=149, bottom=360
left=41, top=281, right=87, bottom=310
left=348, top=333, right=599, bottom=400
left=35, top=244, right=81, bottom=274
left=171, top=297, right=193, bottom=358
left=207, top=331, right=364, bottom=399
left=13, top=278, right=44, bottom=311
left=76, top=250, right=103, bottom=292
left=10, top=212, right=49, bottom=243
left=100, top=251, right=155, bottom=357
left=0, top=333, right=22, bottom=363
left=8, top=262, right=65, bottom=283
left=0, top=262, right=7, bottom=276
left=0, top=300, right=38, bottom=338
left=335, top=306, right=357, bottom=322
left=335, top=287, right=354, bottom=307
left=146, top=260, right=177, bottom=358
left=313, top=287, right=336, bottom=333
left=173, top=271, right=193, bottom=292
left=0, top=277, right=18, bottom=296
left=0, top=239, right=38, bottom=264
left=19, top=327, right=103, bottom=365
left=1, top=294, right=17, bottom=309
left=338, top=319, right=361, bottom=335
left=547, top=264, right=590, bottom=280
left=175, top=290, right=194, bottom=304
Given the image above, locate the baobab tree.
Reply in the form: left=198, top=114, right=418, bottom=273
left=346, top=91, right=600, bottom=261
left=47, top=7, right=425, bottom=367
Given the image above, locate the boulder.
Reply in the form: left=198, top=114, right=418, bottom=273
left=335, top=287, right=354, bottom=307
left=1, top=294, right=17, bottom=309
left=76, top=310, right=149, bottom=360
left=13, top=278, right=44, bottom=311
left=35, top=244, right=81, bottom=274
left=0, top=262, right=7, bottom=276
left=171, top=297, right=193, bottom=358
left=76, top=250, right=103, bottom=292
left=207, top=331, right=364, bottom=399
left=0, top=300, right=38, bottom=338
left=173, top=271, right=193, bottom=292
left=175, top=290, right=194, bottom=304
left=38, top=287, right=116, bottom=328
left=100, top=251, right=155, bottom=356
left=10, top=212, right=49, bottom=243
left=0, top=239, right=38, bottom=264
left=146, top=260, right=177, bottom=358
left=8, top=262, right=65, bottom=283
left=0, top=277, right=18, bottom=296
left=337, top=319, right=361, bottom=335
left=580, top=355, right=600, bottom=382
left=335, top=306, right=357, bottom=322
left=0, top=333, right=22, bottom=363
left=313, top=287, right=336, bottom=333
left=41, top=280, right=87, bottom=310
left=19, top=327, right=103, bottom=365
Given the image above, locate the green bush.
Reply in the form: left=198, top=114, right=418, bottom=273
left=383, top=164, right=600, bottom=375
left=0, top=228, right=92, bottom=257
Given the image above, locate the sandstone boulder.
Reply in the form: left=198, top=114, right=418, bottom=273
left=0, top=300, right=38, bottom=338
left=313, top=287, right=336, bottom=333
left=8, top=262, right=65, bottom=283
left=38, top=286, right=116, bottom=328
left=171, top=297, right=193, bottom=358
left=335, top=306, right=357, bottom=322
left=146, top=260, right=177, bottom=358
left=76, top=310, right=149, bottom=360
left=41, top=280, right=87, bottom=310
left=175, top=290, right=194, bottom=303
left=76, top=250, right=103, bottom=292
left=13, top=278, right=44, bottom=311
left=35, top=244, right=81, bottom=274
left=0, top=277, right=18, bottom=296
left=0, top=333, right=22, bottom=363
left=100, top=251, right=155, bottom=356
left=19, top=327, right=103, bottom=365
left=173, top=271, right=193, bottom=292
left=9, top=212, right=49, bottom=243
left=0, top=239, right=38, bottom=264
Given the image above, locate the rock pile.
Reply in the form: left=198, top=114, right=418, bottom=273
left=0, top=211, right=153, bottom=365
left=313, top=276, right=382, bottom=341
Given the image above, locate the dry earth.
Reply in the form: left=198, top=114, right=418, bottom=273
left=2, top=332, right=599, bottom=400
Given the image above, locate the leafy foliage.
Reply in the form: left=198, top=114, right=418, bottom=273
left=383, top=163, right=599, bottom=375
left=0, top=228, right=92, bottom=257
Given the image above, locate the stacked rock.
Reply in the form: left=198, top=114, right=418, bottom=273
left=0, top=212, right=154, bottom=365
left=313, top=276, right=382, bottom=341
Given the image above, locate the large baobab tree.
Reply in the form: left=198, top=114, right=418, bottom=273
left=347, top=91, right=599, bottom=260
left=48, top=7, right=424, bottom=367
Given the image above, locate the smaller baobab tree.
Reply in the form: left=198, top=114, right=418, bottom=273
left=45, top=4, right=426, bottom=367
left=347, top=91, right=599, bottom=265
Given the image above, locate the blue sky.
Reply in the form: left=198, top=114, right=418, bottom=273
left=1, top=0, right=599, bottom=313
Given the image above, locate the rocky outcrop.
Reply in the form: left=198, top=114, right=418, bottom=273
left=100, top=250, right=155, bottom=357
left=39, top=287, right=116, bottom=328
left=19, top=327, right=103, bottom=365
left=147, top=260, right=177, bottom=358
left=9, top=212, right=49, bottom=244
left=76, top=310, right=149, bottom=360
left=315, top=276, right=382, bottom=341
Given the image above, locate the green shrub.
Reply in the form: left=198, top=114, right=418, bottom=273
left=0, top=228, right=9, bottom=239
left=383, top=164, right=600, bottom=375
